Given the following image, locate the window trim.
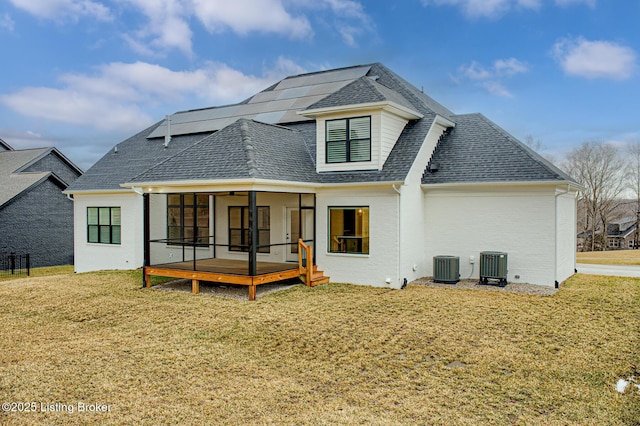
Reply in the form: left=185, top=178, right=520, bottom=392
left=327, top=206, right=370, bottom=255
left=228, top=206, right=270, bottom=253
left=87, top=207, right=121, bottom=245
left=325, top=116, right=372, bottom=164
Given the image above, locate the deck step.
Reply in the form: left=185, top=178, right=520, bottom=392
left=309, top=276, right=330, bottom=287
left=299, top=269, right=330, bottom=287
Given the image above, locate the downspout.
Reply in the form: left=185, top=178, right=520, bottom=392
left=554, top=184, right=571, bottom=288
left=392, top=184, right=402, bottom=288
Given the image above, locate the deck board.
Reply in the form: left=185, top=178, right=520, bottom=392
left=152, top=258, right=296, bottom=276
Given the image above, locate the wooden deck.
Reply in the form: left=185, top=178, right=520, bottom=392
left=144, top=258, right=300, bottom=300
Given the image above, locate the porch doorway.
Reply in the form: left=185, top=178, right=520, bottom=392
left=285, top=207, right=314, bottom=262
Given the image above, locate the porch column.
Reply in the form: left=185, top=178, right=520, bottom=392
left=248, top=191, right=258, bottom=276
left=313, top=193, right=317, bottom=266
left=143, top=192, right=150, bottom=288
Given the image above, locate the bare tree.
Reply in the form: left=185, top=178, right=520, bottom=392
left=626, top=140, right=640, bottom=248
left=523, top=135, right=557, bottom=164
left=563, top=141, right=626, bottom=251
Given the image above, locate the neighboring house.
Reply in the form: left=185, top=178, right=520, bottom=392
left=65, top=63, right=580, bottom=294
left=0, top=142, right=83, bottom=267
left=606, top=217, right=637, bottom=250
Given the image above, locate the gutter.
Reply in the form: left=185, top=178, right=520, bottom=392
left=119, top=178, right=405, bottom=193
left=422, top=180, right=583, bottom=191
left=554, top=184, right=571, bottom=288
left=392, top=183, right=402, bottom=288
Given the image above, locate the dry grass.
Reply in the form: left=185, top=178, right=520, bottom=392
left=0, top=271, right=638, bottom=425
left=577, top=250, right=640, bottom=265
left=0, top=265, right=74, bottom=282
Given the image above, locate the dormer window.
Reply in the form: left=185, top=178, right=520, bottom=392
left=326, top=116, right=371, bottom=163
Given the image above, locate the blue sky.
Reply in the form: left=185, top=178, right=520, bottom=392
left=0, top=0, right=638, bottom=170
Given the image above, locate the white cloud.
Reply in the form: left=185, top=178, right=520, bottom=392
left=0, top=14, right=15, bottom=31
left=552, top=37, right=636, bottom=80
left=189, top=0, right=312, bottom=37
left=483, top=81, right=513, bottom=98
left=119, top=0, right=314, bottom=56
left=457, top=57, right=529, bottom=97
left=9, top=0, right=370, bottom=54
left=119, top=0, right=195, bottom=56
left=0, top=59, right=304, bottom=131
left=420, top=0, right=539, bottom=18
left=7, top=0, right=112, bottom=22
left=310, top=0, right=372, bottom=46
left=555, top=0, right=596, bottom=7
left=494, top=58, right=529, bottom=76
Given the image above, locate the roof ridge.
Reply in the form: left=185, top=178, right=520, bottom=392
left=239, top=119, right=258, bottom=178
left=369, top=63, right=455, bottom=119
left=280, top=63, right=375, bottom=81
left=473, top=113, right=574, bottom=183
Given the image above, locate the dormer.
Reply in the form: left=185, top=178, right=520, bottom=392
left=299, top=77, right=423, bottom=173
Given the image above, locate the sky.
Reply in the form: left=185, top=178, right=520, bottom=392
left=0, top=0, right=638, bottom=170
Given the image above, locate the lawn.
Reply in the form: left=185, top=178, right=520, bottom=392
left=0, top=270, right=638, bottom=425
left=577, top=249, right=640, bottom=265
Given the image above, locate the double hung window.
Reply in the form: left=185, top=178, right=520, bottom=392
left=326, top=116, right=371, bottom=163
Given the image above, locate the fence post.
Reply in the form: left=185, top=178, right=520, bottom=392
left=9, top=253, right=15, bottom=275
left=26, top=254, right=30, bottom=276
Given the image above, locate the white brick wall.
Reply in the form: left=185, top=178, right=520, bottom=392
left=423, top=185, right=564, bottom=287
left=73, top=192, right=143, bottom=272
left=315, top=187, right=400, bottom=287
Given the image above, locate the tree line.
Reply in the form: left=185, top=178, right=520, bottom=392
left=561, top=140, right=640, bottom=252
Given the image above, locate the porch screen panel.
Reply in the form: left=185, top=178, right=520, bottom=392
left=167, top=194, right=209, bottom=246
left=229, top=206, right=270, bottom=253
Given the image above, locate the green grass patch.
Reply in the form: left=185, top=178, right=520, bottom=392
left=577, top=250, right=640, bottom=265
left=0, top=271, right=638, bottom=424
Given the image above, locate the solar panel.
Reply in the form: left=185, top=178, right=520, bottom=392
left=147, top=65, right=372, bottom=139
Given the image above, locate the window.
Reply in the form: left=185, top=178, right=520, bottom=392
left=328, top=207, right=369, bottom=254
left=229, top=206, right=270, bottom=253
left=326, top=116, right=371, bottom=163
left=87, top=207, right=121, bottom=244
left=167, top=194, right=210, bottom=245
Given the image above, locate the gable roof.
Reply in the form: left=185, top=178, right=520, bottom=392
left=422, top=113, right=575, bottom=185
left=0, top=138, right=13, bottom=151
left=0, top=147, right=76, bottom=208
left=304, top=76, right=419, bottom=114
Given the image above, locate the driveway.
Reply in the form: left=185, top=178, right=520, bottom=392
left=576, top=263, right=640, bottom=278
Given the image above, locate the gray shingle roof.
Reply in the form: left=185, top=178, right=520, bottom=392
left=72, top=63, right=575, bottom=192
left=131, top=119, right=318, bottom=184
left=422, top=113, right=575, bottom=185
left=66, top=122, right=207, bottom=191
left=0, top=147, right=79, bottom=207
left=305, top=76, right=419, bottom=114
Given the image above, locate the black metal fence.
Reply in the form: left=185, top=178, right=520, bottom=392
left=0, top=253, right=30, bottom=278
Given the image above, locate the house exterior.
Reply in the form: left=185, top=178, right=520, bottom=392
left=606, top=217, right=637, bottom=250
left=0, top=141, right=83, bottom=267
left=65, top=63, right=580, bottom=289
